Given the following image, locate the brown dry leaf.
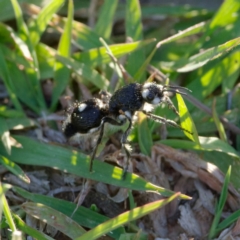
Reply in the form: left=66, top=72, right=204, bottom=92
left=153, top=144, right=240, bottom=210
left=178, top=203, right=202, bottom=237
left=232, top=218, right=240, bottom=237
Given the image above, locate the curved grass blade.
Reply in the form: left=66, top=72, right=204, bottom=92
left=56, top=55, right=109, bottom=89
left=77, top=192, right=180, bottom=240
left=0, top=118, right=11, bottom=154
left=0, top=155, right=30, bottom=183
left=212, top=98, right=227, bottom=142
left=0, top=46, right=23, bottom=112
left=22, top=202, right=86, bottom=239
left=94, top=0, right=118, bottom=39
left=176, top=37, right=240, bottom=72
left=216, top=209, right=240, bottom=233
left=0, top=23, right=31, bottom=61
left=115, top=4, right=212, bottom=20
left=138, top=112, right=153, bottom=156
left=187, top=50, right=240, bottom=101
left=51, top=15, right=102, bottom=50
left=3, top=135, right=190, bottom=200
left=208, top=166, right=231, bottom=239
left=133, top=43, right=157, bottom=80
left=10, top=0, right=46, bottom=112
left=156, top=21, right=206, bottom=46
left=73, top=39, right=155, bottom=66
left=0, top=106, right=24, bottom=118
left=176, top=93, right=199, bottom=144
left=6, top=62, right=42, bottom=113
left=13, top=187, right=125, bottom=239
left=37, top=43, right=56, bottom=79
left=125, top=0, right=145, bottom=80
left=13, top=214, right=54, bottom=240
left=161, top=136, right=240, bottom=160
left=0, top=183, right=12, bottom=223
left=51, top=0, right=73, bottom=110
left=28, top=0, right=65, bottom=47
left=99, top=37, right=126, bottom=85
left=1, top=188, right=17, bottom=232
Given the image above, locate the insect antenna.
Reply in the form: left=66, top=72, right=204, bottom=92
left=163, top=85, right=192, bottom=92
left=162, top=89, right=189, bottom=96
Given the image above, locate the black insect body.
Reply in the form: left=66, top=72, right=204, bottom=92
left=62, top=98, right=109, bottom=139
left=88, top=82, right=192, bottom=178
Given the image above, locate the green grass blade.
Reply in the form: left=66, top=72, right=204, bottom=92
left=209, top=0, right=240, bottom=33
left=2, top=191, right=17, bottom=232
left=13, top=187, right=125, bottom=239
left=51, top=0, right=73, bottom=110
left=57, top=0, right=73, bottom=58
left=115, top=4, right=212, bottom=20
left=0, top=155, right=30, bottom=183
left=0, top=183, right=12, bottom=223
left=161, top=136, right=240, bottom=160
left=176, top=94, right=199, bottom=144
left=94, top=0, right=118, bottom=39
left=6, top=117, right=36, bottom=130
left=0, top=46, right=23, bottom=112
left=99, top=37, right=125, bottom=85
left=10, top=0, right=46, bottom=112
left=157, top=21, right=206, bottom=46
left=51, top=15, right=102, bottom=50
left=212, top=98, right=227, bottom=142
left=216, top=209, right=240, bottom=232
left=37, top=43, right=56, bottom=79
left=133, top=44, right=157, bottom=80
left=2, top=135, right=191, bottom=200
left=125, top=0, right=145, bottom=80
left=176, top=37, right=240, bottom=72
left=0, top=118, right=11, bottom=154
left=138, top=112, right=153, bottom=155
left=13, top=214, right=54, bottom=240
left=208, top=165, right=231, bottom=239
left=187, top=50, right=240, bottom=101
left=181, top=0, right=240, bottom=60
left=73, top=39, right=155, bottom=66
left=77, top=192, right=180, bottom=240
left=0, top=22, right=31, bottom=61
left=0, top=106, right=24, bottom=118
left=22, top=202, right=86, bottom=238
left=56, top=55, right=109, bottom=89
left=10, top=0, right=30, bottom=41
left=29, top=0, right=65, bottom=47
left=6, top=61, right=40, bottom=113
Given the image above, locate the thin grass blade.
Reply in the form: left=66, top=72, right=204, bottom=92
left=77, top=192, right=180, bottom=240
left=29, top=0, right=65, bottom=47
left=176, top=93, right=199, bottom=144
left=22, top=202, right=86, bottom=238
left=51, top=0, right=73, bottom=110
left=94, top=0, right=118, bottom=39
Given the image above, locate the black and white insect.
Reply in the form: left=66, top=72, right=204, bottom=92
left=62, top=82, right=191, bottom=178
left=62, top=97, right=109, bottom=138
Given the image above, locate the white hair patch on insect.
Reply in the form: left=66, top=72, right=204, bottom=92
left=62, top=114, right=71, bottom=131
left=88, top=127, right=100, bottom=134
left=124, top=111, right=132, bottom=119
left=142, top=89, right=150, bottom=99
left=78, top=103, right=87, bottom=112
left=143, top=102, right=153, bottom=112
left=152, top=97, right=161, bottom=105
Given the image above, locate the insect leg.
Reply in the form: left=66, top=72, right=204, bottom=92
left=89, top=117, right=123, bottom=172
left=162, top=96, right=179, bottom=116
left=142, top=110, right=192, bottom=134
left=118, top=111, right=133, bottom=179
